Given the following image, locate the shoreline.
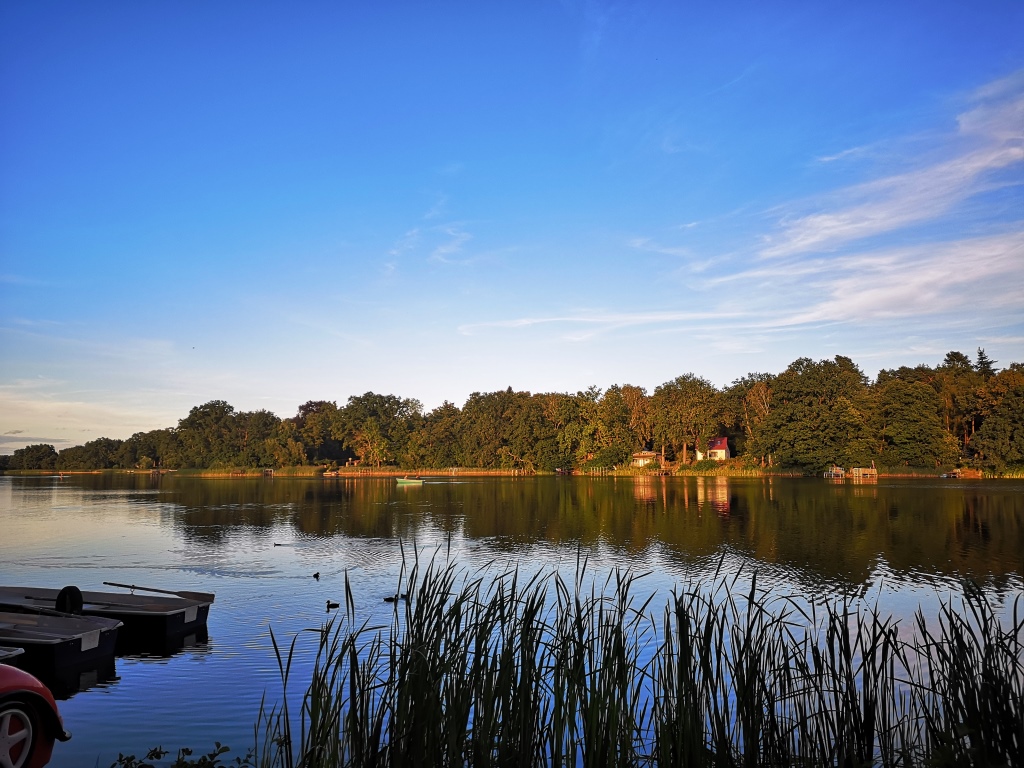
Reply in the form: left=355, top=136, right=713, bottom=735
left=1, top=466, right=1016, bottom=479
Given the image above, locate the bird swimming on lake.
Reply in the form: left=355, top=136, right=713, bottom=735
left=383, top=593, right=409, bottom=603
left=313, top=572, right=320, bottom=581
left=326, top=600, right=340, bottom=612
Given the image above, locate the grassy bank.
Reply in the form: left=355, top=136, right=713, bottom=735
left=173, top=466, right=324, bottom=477
left=124, top=557, right=1023, bottom=767
left=328, top=467, right=540, bottom=477
left=668, top=463, right=801, bottom=477
left=7, top=465, right=1022, bottom=479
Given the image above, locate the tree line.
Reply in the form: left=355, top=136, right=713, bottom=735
left=3, top=349, right=1022, bottom=474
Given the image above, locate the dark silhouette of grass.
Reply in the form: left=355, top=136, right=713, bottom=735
left=248, top=553, right=1021, bottom=767
left=121, top=552, right=1021, bottom=767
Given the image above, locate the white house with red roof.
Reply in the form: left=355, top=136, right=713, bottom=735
left=696, top=437, right=731, bottom=462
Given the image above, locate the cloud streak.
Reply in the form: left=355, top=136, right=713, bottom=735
left=460, top=228, right=1022, bottom=345
left=430, top=226, right=473, bottom=264
left=423, top=194, right=448, bottom=220
left=761, top=77, right=1024, bottom=258
left=816, top=145, right=871, bottom=163
left=757, top=232, right=1024, bottom=328
left=388, top=228, right=420, bottom=258
left=459, top=309, right=737, bottom=341
left=628, top=237, right=691, bottom=258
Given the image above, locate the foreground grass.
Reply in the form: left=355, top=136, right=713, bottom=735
left=118, top=558, right=1022, bottom=768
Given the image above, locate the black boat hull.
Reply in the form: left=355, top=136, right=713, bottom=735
left=0, top=613, right=120, bottom=677
left=109, top=604, right=211, bottom=654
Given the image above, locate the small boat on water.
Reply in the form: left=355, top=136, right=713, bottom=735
left=0, top=584, right=214, bottom=654
left=0, top=611, right=121, bottom=675
left=396, top=476, right=424, bottom=486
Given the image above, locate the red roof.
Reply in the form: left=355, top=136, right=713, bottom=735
left=708, top=437, right=728, bottom=451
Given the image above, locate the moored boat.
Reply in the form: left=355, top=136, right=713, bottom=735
left=0, top=612, right=121, bottom=675
left=0, top=584, right=213, bottom=654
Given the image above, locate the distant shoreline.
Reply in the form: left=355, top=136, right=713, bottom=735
left=2, top=466, right=1017, bottom=479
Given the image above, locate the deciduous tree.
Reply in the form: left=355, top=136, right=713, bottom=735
left=650, top=374, right=720, bottom=464
left=7, top=444, right=58, bottom=470
left=764, top=357, right=872, bottom=471
left=873, top=378, right=958, bottom=467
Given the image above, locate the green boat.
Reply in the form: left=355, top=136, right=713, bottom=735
left=396, top=477, right=424, bottom=486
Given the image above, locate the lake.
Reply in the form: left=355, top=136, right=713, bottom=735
left=1, top=473, right=1021, bottom=766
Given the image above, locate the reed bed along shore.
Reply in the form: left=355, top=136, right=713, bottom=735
left=220, top=555, right=1024, bottom=768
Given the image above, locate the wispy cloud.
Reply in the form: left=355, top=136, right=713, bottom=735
left=274, top=307, right=372, bottom=346
left=437, top=162, right=464, bottom=176
left=430, top=226, right=473, bottom=264
left=458, top=228, right=1022, bottom=347
left=453, top=73, right=1024, bottom=364
left=760, top=232, right=1024, bottom=327
left=1, top=325, right=178, bottom=366
left=628, top=237, right=691, bottom=258
left=705, top=62, right=759, bottom=96
left=11, top=317, right=63, bottom=328
left=761, top=75, right=1024, bottom=258
left=629, top=236, right=717, bottom=273
left=816, top=145, right=872, bottom=163
left=385, top=195, right=482, bottom=266
left=459, top=309, right=731, bottom=341
left=0, top=434, right=73, bottom=448
left=424, top=194, right=448, bottom=220
left=0, top=326, right=245, bottom=422
left=388, top=228, right=420, bottom=258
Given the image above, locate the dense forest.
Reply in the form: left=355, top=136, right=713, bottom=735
left=3, top=350, right=1022, bottom=474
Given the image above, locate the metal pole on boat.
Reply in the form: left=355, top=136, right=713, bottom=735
left=102, top=582, right=215, bottom=603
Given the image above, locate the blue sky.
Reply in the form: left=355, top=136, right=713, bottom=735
left=1, top=1, right=1022, bottom=452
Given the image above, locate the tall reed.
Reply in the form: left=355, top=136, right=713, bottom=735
left=251, top=554, right=1023, bottom=768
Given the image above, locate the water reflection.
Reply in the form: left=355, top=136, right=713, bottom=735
left=28, top=661, right=118, bottom=701
left=695, top=476, right=731, bottom=514
left=23, top=474, right=1021, bottom=591
left=118, top=627, right=211, bottom=658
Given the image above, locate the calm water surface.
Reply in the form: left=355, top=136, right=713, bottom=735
left=1, top=474, right=1021, bottom=766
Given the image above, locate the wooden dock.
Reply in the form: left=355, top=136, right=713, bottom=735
left=849, top=466, right=878, bottom=480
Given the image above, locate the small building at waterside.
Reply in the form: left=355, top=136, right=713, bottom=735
left=696, top=437, right=731, bottom=462
left=631, top=451, right=658, bottom=468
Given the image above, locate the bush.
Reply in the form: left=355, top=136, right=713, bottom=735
left=690, top=458, right=718, bottom=472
